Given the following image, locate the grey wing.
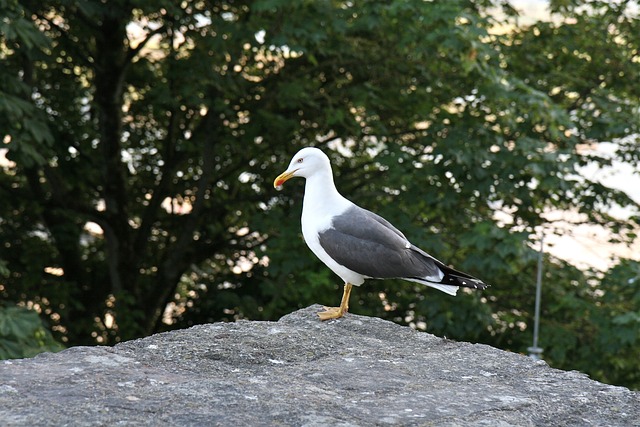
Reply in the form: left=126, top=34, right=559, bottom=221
left=318, top=206, right=442, bottom=279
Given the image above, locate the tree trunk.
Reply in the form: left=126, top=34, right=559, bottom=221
left=91, top=10, right=145, bottom=342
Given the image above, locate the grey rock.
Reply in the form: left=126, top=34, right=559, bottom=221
left=0, top=305, right=638, bottom=426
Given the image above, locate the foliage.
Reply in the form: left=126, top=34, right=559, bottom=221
left=560, top=260, right=640, bottom=389
left=0, top=0, right=639, bottom=388
left=0, top=306, right=64, bottom=359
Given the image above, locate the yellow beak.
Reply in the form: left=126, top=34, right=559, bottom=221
left=273, top=169, right=298, bottom=188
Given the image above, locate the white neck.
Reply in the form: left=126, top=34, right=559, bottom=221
left=302, top=168, right=352, bottom=218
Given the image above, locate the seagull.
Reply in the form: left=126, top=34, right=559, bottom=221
left=274, top=147, right=488, bottom=320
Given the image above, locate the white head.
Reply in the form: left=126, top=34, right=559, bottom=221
left=273, top=147, right=332, bottom=187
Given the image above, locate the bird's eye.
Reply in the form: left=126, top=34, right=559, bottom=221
left=297, top=158, right=304, bottom=163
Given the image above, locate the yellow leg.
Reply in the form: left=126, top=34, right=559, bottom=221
left=318, top=283, right=353, bottom=321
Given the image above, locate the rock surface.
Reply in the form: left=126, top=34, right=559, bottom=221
left=0, top=305, right=638, bottom=426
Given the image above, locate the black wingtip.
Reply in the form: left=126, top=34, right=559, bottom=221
left=446, top=274, right=489, bottom=290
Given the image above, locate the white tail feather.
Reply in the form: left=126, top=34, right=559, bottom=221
left=405, top=278, right=459, bottom=296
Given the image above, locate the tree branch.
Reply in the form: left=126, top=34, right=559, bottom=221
left=125, top=24, right=167, bottom=64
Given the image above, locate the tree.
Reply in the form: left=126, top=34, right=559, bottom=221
left=1, top=0, right=638, bottom=388
left=0, top=306, right=63, bottom=359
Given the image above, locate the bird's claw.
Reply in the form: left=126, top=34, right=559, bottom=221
left=317, top=306, right=347, bottom=321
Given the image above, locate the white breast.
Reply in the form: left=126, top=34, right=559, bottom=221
left=300, top=174, right=366, bottom=286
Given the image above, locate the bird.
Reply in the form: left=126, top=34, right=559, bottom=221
left=273, top=147, right=488, bottom=321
